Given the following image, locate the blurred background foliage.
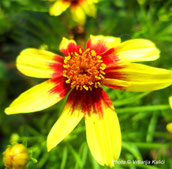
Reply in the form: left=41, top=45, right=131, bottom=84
left=0, top=0, right=172, bottom=168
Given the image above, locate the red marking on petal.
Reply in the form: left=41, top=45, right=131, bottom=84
left=100, top=48, right=115, bottom=57
left=86, top=38, right=91, bottom=48
left=49, top=62, right=64, bottom=78
left=103, top=84, right=124, bottom=90
left=86, top=38, right=120, bottom=66
left=101, top=48, right=120, bottom=66
left=105, top=64, right=125, bottom=72
left=48, top=54, right=64, bottom=78
left=68, top=43, right=84, bottom=54
left=61, top=49, right=68, bottom=56
left=63, top=0, right=84, bottom=7
left=86, top=38, right=108, bottom=55
left=104, top=65, right=127, bottom=91
left=103, top=64, right=127, bottom=90
left=61, top=42, right=84, bottom=56
left=49, top=77, right=70, bottom=97
left=105, top=64, right=125, bottom=80
left=105, top=71, right=124, bottom=79
left=66, top=88, right=112, bottom=118
left=103, top=56, right=119, bottom=66
left=54, top=54, right=64, bottom=63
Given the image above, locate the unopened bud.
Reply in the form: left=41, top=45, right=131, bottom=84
left=10, top=133, right=20, bottom=145
left=137, top=0, right=145, bottom=5
left=3, top=144, right=29, bottom=169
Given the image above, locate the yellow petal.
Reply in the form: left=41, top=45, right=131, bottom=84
left=104, top=63, right=172, bottom=92
left=17, top=48, right=64, bottom=78
left=59, top=37, right=82, bottom=56
left=5, top=77, right=70, bottom=114
left=71, top=5, right=86, bottom=25
left=166, top=122, right=172, bottom=133
left=89, top=0, right=99, bottom=3
left=86, top=0, right=99, bottom=3
left=80, top=1, right=97, bottom=17
left=103, top=78, right=130, bottom=89
left=49, top=0, right=70, bottom=16
left=88, top=35, right=121, bottom=49
left=85, top=89, right=121, bottom=167
left=86, top=35, right=121, bottom=55
left=47, top=90, right=84, bottom=151
left=59, top=37, right=76, bottom=51
left=169, top=96, right=172, bottom=109
left=116, top=39, right=160, bottom=62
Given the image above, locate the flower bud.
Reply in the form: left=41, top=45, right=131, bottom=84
left=137, top=0, right=145, bottom=5
left=3, top=144, right=29, bottom=169
left=10, top=133, right=20, bottom=145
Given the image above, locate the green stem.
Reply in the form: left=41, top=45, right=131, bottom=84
left=124, top=142, right=172, bottom=149
left=117, top=105, right=170, bottom=114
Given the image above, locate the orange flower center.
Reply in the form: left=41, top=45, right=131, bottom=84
left=63, top=48, right=106, bottom=91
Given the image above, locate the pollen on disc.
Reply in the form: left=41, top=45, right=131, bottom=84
left=63, top=48, right=106, bottom=91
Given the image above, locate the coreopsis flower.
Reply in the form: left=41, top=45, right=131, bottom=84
left=3, top=144, right=29, bottom=169
left=49, top=0, right=98, bottom=25
left=5, top=35, right=172, bottom=167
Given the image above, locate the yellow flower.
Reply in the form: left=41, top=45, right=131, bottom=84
left=5, top=35, right=172, bottom=167
left=166, top=97, right=172, bottom=133
left=3, top=144, right=29, bottom=169
left=166, top=122, right=172, bottom=134
left=49, top=0, right=98, bottom=25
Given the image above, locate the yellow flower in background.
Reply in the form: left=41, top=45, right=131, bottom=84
left=166, top=97, right=172, bottom=134
left=3, top=144, right=29, bottom=169
left=5, top=35, right=172, bottom=167
left=166, top=123, right=172, bottom=134
left=49, top=0, right=98, bottom=25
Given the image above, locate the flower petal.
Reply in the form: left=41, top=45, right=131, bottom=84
left=101, top=49, right=120, bottom=66
left=80, top=1, right=97, bottom=17
left=71, top=5, right=86, bottom=25
left=86, top=0, right=99, bottom=3
left=84, top=89, right=121, bottom=167
left=49, top=1, right=70, bottom=16
left=47, top=89, right=84, bottom=151
left=166, top=122, right=172, bottom=133
left=5, top=77, right=70, bottom=114
left=86, top=35, right=121, bottom=55
left=169, top=96, right=172, bottom=109
left=103, top=78, right=130, bottom=90
left=116, top=39, right=160, bottom=62
left=17, top=48, right=64, bottom=78
left=104, top=63, right=172, bottom=92
left=59, top=37, right=84, bottom=56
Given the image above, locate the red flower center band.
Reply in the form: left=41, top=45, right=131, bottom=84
left=63, top=48, right=106, bottom=91
left=63, top=0, right=84, bottom=5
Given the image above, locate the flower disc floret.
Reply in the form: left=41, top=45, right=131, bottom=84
left=63, top=48, right=106, bottom=90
